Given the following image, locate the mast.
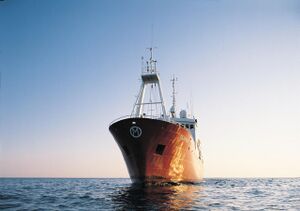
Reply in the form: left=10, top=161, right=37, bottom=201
left=132, top=48, right=167, bottom=119
left=170, top=75, right=177, bottom=118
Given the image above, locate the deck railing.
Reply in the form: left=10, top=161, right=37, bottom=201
left=109, top=114, right=169, bottom=126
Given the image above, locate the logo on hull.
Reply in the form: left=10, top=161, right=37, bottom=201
left=130, top=126, right=142, bottom=138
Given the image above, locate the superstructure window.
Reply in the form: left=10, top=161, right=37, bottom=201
left=155, top=144, right=165, bottom=155
left=190, top=125, right=194, bottom=129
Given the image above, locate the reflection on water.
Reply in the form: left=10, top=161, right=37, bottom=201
left=110, top=182, right=203, bottom=210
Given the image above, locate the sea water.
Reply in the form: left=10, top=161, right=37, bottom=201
left=0, top=178, right=299, bottom=210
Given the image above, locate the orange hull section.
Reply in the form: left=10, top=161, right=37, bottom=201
left=109, top=118, right=203, bottom=183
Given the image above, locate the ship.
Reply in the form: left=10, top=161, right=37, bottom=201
left=109, top=48, right=203, bottom=183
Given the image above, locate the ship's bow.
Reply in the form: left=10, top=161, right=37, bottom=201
left=109, top=117, right=203, bottom=183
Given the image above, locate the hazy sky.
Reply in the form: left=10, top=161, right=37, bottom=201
left=1, top=0, right=299, bottom=178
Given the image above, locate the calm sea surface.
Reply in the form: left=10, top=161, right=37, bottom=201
left=0, top=178, right=299, bottom=210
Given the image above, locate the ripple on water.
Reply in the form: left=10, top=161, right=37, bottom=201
left=0, top=178, right=299, bottom=210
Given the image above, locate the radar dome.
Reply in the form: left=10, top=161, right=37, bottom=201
left=179, top=110, right=187, bottom=118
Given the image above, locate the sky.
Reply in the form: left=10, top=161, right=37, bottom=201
left=0, top=0, right=299, bottom=178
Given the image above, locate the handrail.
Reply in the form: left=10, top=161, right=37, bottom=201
left=109, top=115, right=132, bottom=126
left=109, top=114, right=169, bottom=126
